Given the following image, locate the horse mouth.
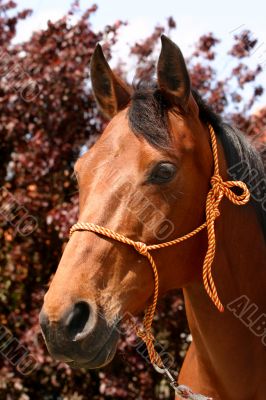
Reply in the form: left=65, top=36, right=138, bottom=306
left=66, top=327, right=120, bottom=369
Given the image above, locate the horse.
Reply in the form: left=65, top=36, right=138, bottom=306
left=39, top=35, right=266, bottom=399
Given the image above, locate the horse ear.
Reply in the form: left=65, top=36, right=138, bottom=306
left=90, top=44, right=131, bottom=119
left=157, top=35, right=191, bottom=110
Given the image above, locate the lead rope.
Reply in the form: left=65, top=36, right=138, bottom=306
left=69, top=124, right=250, bottom=399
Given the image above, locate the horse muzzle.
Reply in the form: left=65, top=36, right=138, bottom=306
left=39, top=301, right=120, bottom=369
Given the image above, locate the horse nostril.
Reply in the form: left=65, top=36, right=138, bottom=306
left=65, top=301, right=91, bottom=339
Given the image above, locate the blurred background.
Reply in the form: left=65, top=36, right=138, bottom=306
left=0, top=1, right=265, bottom=399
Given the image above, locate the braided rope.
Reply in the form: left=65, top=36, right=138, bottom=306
left=201, top=125, right=250, bottom=311
left=69, top=124, right=250, bottom=398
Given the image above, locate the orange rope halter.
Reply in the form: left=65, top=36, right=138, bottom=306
left=69, top=124, right=250, bottom=370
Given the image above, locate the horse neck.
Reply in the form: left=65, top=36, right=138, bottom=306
left=182, top=197, right=266, bottom=396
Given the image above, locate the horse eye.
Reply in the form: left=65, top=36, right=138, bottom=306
left=148, top=162, right=177, bottom=184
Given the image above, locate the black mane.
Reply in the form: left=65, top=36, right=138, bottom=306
left=128, top=83, right=266, bottom=235
left=128, top=81, right=169, bottom=148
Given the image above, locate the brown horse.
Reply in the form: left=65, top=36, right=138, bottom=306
left=40, top=36, right=266, bottom=399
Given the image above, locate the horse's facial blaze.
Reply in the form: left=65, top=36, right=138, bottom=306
left=40, top=37, right=212, bottom=368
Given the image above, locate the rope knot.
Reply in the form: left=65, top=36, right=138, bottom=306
left=134, top=241, right=148, bottom=256
left=210, top=174, right=223, bottom=195
left=136, top=327, right=154, bottom=341
left=210, top=174, right=250, bottom=206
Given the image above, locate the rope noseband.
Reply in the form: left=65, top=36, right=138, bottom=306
left=69, top=124, right=250, bottom=398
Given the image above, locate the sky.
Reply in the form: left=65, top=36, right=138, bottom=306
left=15, top=0, right=266, bottom=108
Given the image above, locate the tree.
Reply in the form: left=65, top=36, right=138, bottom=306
left=0, top=1, right=265, bottom=399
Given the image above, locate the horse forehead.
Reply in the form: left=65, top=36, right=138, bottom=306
left=77, top=112, right=159, bottom=175
left=100, top=110, right=141, bottom=151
